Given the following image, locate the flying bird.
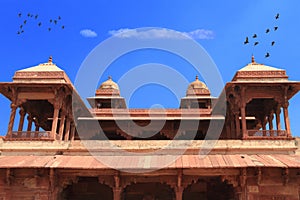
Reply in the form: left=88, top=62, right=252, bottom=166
left=266, top=29, right=270, bottom=33
left=244, top=37, right=249, bottom=44
left=254, top=42, right=259, bottom=46
left=275, top=13, right=280, bottom=19
left=38, top=22, right=42, bottom=26
left=50, top=19, right=53, bottom=23
left=35, top=15, right=38, bottom=19
left=274, top=26, right=278, bottom=31
left=20, top=24, right=23, bottom=29
left=18, top=13, right=22, bottom=17
left=48, top=28, right=51, bottom=31
left=17, top=31, right=20, bottom=35
left=62, top=25, right=65, bottom=29
left=271, top=41, right=275, bottom=46
left=21, top=30, right=24, bottom=33
left=54, top=20, right=57, bottom=25
left=265, top=52, right=270, bottom=58
left=58, top=16, right=61, bottom=20
left=27, top=13, right=31, bottom=17
left=24, top=20, right=27, bottom=24
left=252, top=34, right=257, bottom=38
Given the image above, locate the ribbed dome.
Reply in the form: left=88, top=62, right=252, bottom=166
left=186, top=75, right=210, bottom=96
left=99, top=76, right=119, bottom=90
left=96, top=76, right=120, bottom=96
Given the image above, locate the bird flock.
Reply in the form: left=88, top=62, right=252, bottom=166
left=244, top=13, right=280, bottom=58
left=17, top=12, right=65, bottom=35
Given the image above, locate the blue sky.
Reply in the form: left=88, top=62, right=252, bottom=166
left=0, top=1, right=299, bottom=136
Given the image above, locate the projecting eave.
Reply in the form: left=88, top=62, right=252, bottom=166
left=225, top=81, right=300, bottom=100
left=78, top=115, right=225, bottom=121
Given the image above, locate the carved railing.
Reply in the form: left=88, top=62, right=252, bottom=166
left=5, top=131, right=54, bottom=141
left=246, top=130, right=289, bottom=139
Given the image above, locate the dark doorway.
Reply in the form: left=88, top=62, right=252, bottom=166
left=123, top=182, right=174, bottom=200
left=183, top=177, right=235, bottom=200
left=60, top=177, right=113, bottom=200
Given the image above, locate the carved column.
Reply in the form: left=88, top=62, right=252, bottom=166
left=113, top=173, right=122, bottom=200
left=64, top=117, right=71, bottom=141
left=70, top=122, right=76, bottom=141
left=240, top=88, right=247, bottom=139
left=7, top=103, right=18, bottom=137
left=233, top=111, right=240, bottom=138
left=283, top=102, right=291, bottom=137
left=268, top=111, right=274, bottom=136
left=275, top=105, right=281, bottom=131
left=58, top=112, right=66, bottom=140
left=34, top=118, right=40, bottom=132
left=17, top=108, right=26, bottom=132
left=175, top=170, right=183, bottom=200
left=51, top=101, right=62, bottom=139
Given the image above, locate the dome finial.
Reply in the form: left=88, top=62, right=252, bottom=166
left=251, top=54, right=255, bottom=64
left=48, top=56, right=53, bottom=63
left=195, top=75, right=199, bottom=80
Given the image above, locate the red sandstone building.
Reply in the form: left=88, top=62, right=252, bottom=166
left=0, top=56, right=300, bottom=199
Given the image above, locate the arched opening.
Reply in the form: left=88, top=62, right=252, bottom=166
left=183, top=177, right=235, bottom=200
left=59, top=177, right=113, bottom=200
left=123, top=182, right=174, bottom=200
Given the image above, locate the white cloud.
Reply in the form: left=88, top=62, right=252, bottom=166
left=80, top=29, right=98, bottom=38
left=108, top=28, right=215, bottom=40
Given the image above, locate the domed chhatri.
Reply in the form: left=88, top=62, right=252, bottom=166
left=99, top=76, right=119, bottom=90
left=186, top=75, right=210, bottom=96
left=95, top=76, right=120, bottom=97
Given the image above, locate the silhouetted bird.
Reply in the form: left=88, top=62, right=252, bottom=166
left=30, top=15, right=33, bottom=18
left=21, top=30, right=24, bottom=33
left=58, top=16, right=61, bottom=20
left=275, top=13, right=280, bottom=19
left=253, top=34, right=257, bottom=38
left=266, top=29, right=270, bottom=33
left=20, top=25, right=23, bottom=29
left=50, top=19, right=52, bottom=23
left=54, top=20, right=57, bottom=25
left=48, top=28, right=51, bottom=31
left=35, top=15, right=38, bottom=19
left=24, top=20, right=27, bottom=24
left=254, top=42, right=259, bottom=46
left=38, top=22, right=42, bottom=26
left=27, top=13, right=30, bottom=17
left=18, top=13, right=22, bottom=17
left=244, top=37, right=249, bottom=44
left=62, top=25, right=65, bottom=29
left=274, top=26, right=278, bottom=31
left=265, top=52, right=270, bottom=58
left=271, top=41, right=275, bottom=46
left=17, top=31, right=20, bottom=35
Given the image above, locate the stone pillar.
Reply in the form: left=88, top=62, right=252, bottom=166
left=240, top=104, right=247, bottom=139
left=7, top=103, right=17, bottom=138
left=113, top=188, right=122, bottom=200
left=51, top=102, right=61, bottom=139
left=58, top=113, right=66, bottom=140
left=230, top=113, right=235, bottom=139
left=34, top=119, right=40, bottom=132
left=283, top=103, right=291, bottom=137
left=27, top=115, right=33, bottom=131
left=275, top=106, right=281, bottom=131
left=175, top=187, right=183, bottom=200
left=113, top=174, right=121, bottom=200
left=234, top=112, right=240, bottom=138
left=64, top=118, right=71, bottom=141
left=17, top=108, right=26, bottom=132
left=70, top=123, right=76, bottom=141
